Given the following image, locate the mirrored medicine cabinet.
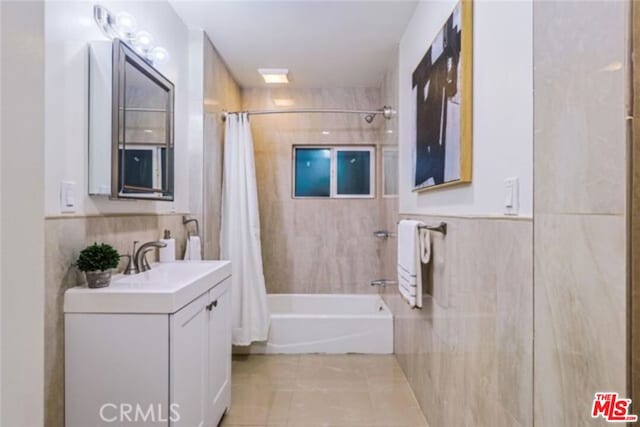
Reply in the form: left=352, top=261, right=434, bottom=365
left=89, top=38, right=175, bottom=201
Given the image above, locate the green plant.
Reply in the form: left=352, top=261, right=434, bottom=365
left=76, top=243, right=120, bottom=272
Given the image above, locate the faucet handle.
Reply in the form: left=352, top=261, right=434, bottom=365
left=120, top=254, right=137, bottom=275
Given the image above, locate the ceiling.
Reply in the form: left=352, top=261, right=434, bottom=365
left=170, top=1, right=417, bottom=88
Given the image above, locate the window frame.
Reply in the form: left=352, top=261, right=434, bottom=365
left=292, top=145, right=376, bottom=199
left=381, top=146, right=399, bottom=199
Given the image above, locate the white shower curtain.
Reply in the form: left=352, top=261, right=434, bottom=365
left=220, top=113, right=270, bottom=345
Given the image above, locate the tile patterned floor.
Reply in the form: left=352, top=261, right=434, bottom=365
left=220, top=354, right=428, bottom=427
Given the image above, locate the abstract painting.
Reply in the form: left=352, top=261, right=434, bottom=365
left=411, top=0, right=472, bottom=191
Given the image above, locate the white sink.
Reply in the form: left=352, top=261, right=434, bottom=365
left=64, top=260, right=231, bottom=314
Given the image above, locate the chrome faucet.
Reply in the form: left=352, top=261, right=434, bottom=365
left=134, top=241, right=167, bottom=273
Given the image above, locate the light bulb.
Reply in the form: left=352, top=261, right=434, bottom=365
left=114, top=12, right=136, bottom=38
left=149, top=46, right=169, bottom=64
left=134, top=30, right=153, bottom=49
left=93, top=5, right=113, bottom=38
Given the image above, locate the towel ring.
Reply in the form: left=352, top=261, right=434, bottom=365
left=182, top=216, right=200, bottom=238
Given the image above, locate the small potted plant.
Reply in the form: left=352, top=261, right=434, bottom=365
left=76, top=243, right=120, bottom=288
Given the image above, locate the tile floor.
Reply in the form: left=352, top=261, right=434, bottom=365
left=220, top=354, right=428, bottom=427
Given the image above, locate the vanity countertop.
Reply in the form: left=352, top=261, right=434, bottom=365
left=64, top=261, right=231, bottom=314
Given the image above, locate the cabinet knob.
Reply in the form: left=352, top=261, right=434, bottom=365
left=206, top=300, right=218, bottom=311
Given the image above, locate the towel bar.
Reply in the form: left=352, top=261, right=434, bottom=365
left=418, top=222, right=447, bottom=235
left=397, top=221, right=447, bottom=236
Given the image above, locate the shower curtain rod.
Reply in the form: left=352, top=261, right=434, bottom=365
left=220, top=105, right=396, bottom=123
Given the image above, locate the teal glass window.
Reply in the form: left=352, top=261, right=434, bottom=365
left=293, top=146, right=375, bottom=198
left=336, top=151, right=371, bottom=195
left=294, top=148, right=331, bottom=197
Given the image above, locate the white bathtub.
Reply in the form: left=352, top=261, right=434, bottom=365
left=245, top=294, right=393, bottom=354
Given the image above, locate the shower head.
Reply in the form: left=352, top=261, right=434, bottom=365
left=363, top=106, right=395, bottom=124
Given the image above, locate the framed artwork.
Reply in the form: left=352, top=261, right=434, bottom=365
left=411, top=0, right=472, bottom=192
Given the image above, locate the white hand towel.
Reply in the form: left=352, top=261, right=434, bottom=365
left=183, top=236, right=202, bottom=261
left=397, top=220, right=431, bottom=308
left=419, top=229, right=431, bottom=264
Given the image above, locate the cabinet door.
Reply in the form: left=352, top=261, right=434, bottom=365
left=207, top=278, right=232, bottom=425
left=170, top=293, right=208, bottom=427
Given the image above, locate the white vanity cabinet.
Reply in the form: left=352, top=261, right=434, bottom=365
left=206, top=283, right=232, bottom=422
left=64, top=261, right=232, bottom=427
left=170, top=279, right=231, bottom=427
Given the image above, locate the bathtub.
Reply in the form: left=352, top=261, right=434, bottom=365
left=245, top=294, right=393, bottom=354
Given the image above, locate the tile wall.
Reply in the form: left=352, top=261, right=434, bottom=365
left=533, top=1, right=629, bottom=425
left=378, top=58, right=534, bottom=426
left=243, top=87, right=385, bottom=294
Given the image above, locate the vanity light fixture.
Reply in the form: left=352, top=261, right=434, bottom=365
left=321, top=131, right=330, bottom=135
left=114, top=12, right=137, bottom=38
left=149, top=46, right=170, bottom=65
left=258, top=68, right=289, bottom=84
left=93, top=5, right=169, bottom=65
left=133, top=30, right=153, bottom=50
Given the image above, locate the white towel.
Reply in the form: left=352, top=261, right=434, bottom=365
left=397, top=220, right=431, bottom=308
left=183, top=235, right=202, bottom=261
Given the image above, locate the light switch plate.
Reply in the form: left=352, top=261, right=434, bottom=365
left=504, top=177, right=519, bottom=215
left=60, top=181, right=77, bottom=213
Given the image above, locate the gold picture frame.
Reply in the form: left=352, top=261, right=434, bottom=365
left=411, top=0, right=473, bottom=192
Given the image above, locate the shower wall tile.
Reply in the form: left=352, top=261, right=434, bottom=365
left=378, top=63, right=400, bottom=285
left=202, top=35, right=242, bottom=260
left=244, top=87, right=385, bottom=294
left=381, top=215, right=533, bottom=427
left=44, top=214, right=189, bottom=427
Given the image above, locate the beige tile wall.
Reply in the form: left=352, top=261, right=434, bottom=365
left=533, top=0, right=630, bottom=425
left=203, top=35, right=242, bottom=260
left=632, top=0, right=640, bottom=408
left=378, top=59, right=400, bottom=283
left=381, top=216, right=534, bottom=427
left=243, top=87, right=386, bottom=294
left=377, top=50, right=534, bottom=426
